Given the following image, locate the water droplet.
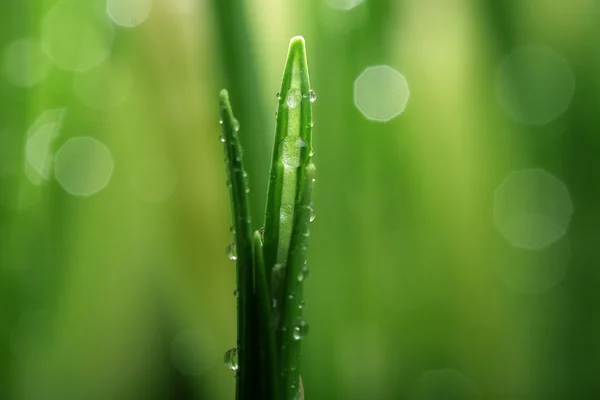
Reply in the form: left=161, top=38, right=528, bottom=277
left=229, top=225, right=235, bottom=234
left=298, top=300, right=305, bottom=310
left=219, top=135, right=225, bottom=143
left=309, top=206, right=316, bottom=222
left=227, top=242, right=237, bottom=261
left=297, top=265, right=309, bottom=282
left=311, top=121, right=315, bottom=127
left=233, top=289, right=238, bottom=297
left=233, top=118, right=240, bottom=132
left=219, top=119, right=223, bottom=125
left=280, top=136, right=301, bottom=169
left=293, top=320, right=309, bottom=340
left=258, top=226, right=265, bottom=241
left=286, top=88, right=301, bottom=108
left=309, top=89, right=317, bottom=103
left=276, top=91, right=281, bottom=99
left=224, top=347, right=239, bottom=371
left=288, top=294, right=294, bottom=300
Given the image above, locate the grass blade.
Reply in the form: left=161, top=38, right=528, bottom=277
left=263, top=36, right=314, bottom=314
left=279, top=164, right=315, bottom=400
left=219, top=89, right=257, bottom=399
left=253, top=230, right=280, bottom=400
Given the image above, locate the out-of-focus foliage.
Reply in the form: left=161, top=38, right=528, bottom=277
left=1, top=0, right=600, bottom=399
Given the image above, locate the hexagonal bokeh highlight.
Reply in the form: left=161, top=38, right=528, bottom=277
left=493, top=169, right=573, bottom=250
left=495, top=46, right=575, bottom=125
left=326, top=0, right=364, bottom=10
left=354, top=65, right=409, bottom=122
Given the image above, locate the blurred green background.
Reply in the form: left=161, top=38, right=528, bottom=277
left=1, top=0, right=599, bottom=399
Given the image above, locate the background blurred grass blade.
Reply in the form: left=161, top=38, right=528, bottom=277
left=212, top=0, right=270, bottom=223
left=219, top=90, right=257, bottom=399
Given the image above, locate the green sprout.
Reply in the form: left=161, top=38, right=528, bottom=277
left=219, top=36, right=315, bottom=400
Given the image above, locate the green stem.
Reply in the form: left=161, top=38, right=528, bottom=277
left=253, top=231, right=280, bottom=400
left=219, top=90, right=257, bottom=399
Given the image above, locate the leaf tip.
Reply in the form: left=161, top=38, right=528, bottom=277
left=220, top=89, right=229, bottom=102
left=289, top=36, right=306, bottom=55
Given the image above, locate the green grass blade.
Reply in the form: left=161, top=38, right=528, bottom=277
left=263, top=36, right=314, bottom=311
left=278, top=164, right=316, bottom=400
left=253, top=231, right=280, bottom=400
left=219, top=89, right=257, bottom=399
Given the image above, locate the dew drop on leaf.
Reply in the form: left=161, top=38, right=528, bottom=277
left=280, top=136, right=301, bottom=169
left=297, top=265, right=309, bottom=282
left=233, top=118, right=240, bottom=132
left=309, top=206, right=315, bottom=222
left=293, top=320, right=309, bottom=340
left=227, top=242, right=237, bottom=261
left=286, top=88, right=301, bottom=108
left=309, top=89, right=317, bottom=103
left=224, top=347, right=239, bottom=371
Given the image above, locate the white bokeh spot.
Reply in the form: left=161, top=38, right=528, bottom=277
left=54, top=137, right=114, bottom=196
left=494, top=169, right=573, bottom=250
left=107, top=0, right=153, bottom=28
left=2, top=38, right=50, bottom=88
left=354, top=65, right=409, bottom=122
left=326, top=0, right=364, bottom=11
left=41, top=0, right=115, bottom=72
left=25, top=109, right=67, bottom=185
left=495, top=46, right=575, bottom=125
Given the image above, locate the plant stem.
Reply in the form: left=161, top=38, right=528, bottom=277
left=219, top=90, right=257, bottom=399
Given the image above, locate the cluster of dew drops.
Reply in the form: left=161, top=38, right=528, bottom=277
left=222, top=88, right=317, bottom=373
left=276, top=88, right=318, bottom=109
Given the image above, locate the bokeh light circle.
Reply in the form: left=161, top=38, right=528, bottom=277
left=2, top=38, right=50, bottom=88
left=494, top=169, right=573, bottom=249
left=106, top=0, right=153, bottom=28
left=326, top=0, right=364, bottom=11
left=54, top=137, right=114, bottom=196
left=41, top=0, right=115, bottom=72
left=354, top=65, right=410, bottom=122
left=495, top=46, right=575, bottom=125
left=25, top=109, right=66, bottom=185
